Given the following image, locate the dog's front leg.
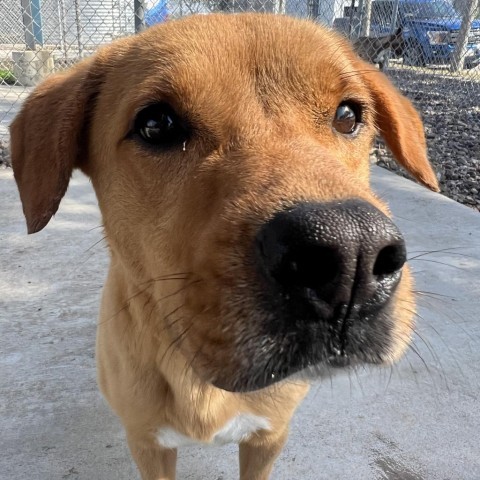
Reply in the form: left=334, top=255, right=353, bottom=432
left=239, top=428, right=289, bottom=480
left=126, top=431, right=177, bottom=480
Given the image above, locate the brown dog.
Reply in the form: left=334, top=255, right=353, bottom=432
left=10, top=13, right=438, bottom=480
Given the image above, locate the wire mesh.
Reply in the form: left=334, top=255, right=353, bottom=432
left=0, top=0, right=479, bottom=146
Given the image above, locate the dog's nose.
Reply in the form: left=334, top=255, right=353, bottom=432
left=255, top=199, right=406, bottom=319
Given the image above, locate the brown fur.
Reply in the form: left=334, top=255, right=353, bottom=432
left=10, top=13, right=438, bottom=480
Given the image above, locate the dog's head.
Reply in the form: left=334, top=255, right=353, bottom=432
left=11, top=14, right=438, bottom=392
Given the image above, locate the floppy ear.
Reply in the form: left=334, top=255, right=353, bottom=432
left=10, top=57, right=102, bottom=234
left=360, top=61, right=440, bottom=192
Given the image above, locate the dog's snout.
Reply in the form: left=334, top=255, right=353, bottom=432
left=255, top=199, right=406, bottom=318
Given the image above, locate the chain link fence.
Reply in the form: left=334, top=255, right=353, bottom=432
left=1, top=0, right=480, bottom=205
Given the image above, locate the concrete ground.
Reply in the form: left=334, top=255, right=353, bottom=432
left=1, top=165, right=479, bottom=480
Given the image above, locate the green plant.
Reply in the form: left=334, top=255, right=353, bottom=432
left=0, top=69, right=16, bottom=85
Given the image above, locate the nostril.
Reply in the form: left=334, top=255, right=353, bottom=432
left=274, top=245, right=341, bottom=290
left=373, top=243, right=407, bottom=277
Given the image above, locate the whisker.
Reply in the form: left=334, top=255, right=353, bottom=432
left=161, top=320, right=197, bottom=368
left=408, top=247, right=478, bottom=261
left=399, top=302, right=451, bottom=389
left=84, top=235, right=108, bottom=253
left=415, top=291, right=476, bottom=349
left=140, top=272, right=192, bottom=284
left=384, top=363, right=395, bottom=392
left=99, top=283, right=154, bottom=326
left=143, top=279, right=202, bottom=329
left=414, top=290, right=452, bottom=300
left=409, top=258, right=467, bottom=271
left=399, top=303, right=442, bottom=365
left=99, top=275, right=197, bottom=326
left=352, top=367, right=366, bottom=397
left=87, top=224, right=104, bottom=232
left=152, top=303, right=189, bottom=341
left=160, top=305, right=213, bottom=385
left=422, top=322, right=468, bottom=381
left=406, top=341, right=432, bottom=377
left=402, top=349, right=422, bottom=388
left=184, top=348, right=202, bottom=386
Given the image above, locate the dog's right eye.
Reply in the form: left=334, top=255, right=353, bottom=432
left=133, top=103, right=188, bottom=148
left=333, top=102, right=362, bottom=135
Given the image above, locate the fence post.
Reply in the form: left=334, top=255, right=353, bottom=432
left=274, top=0, right=286, bottom=14
left=57, top=0, right=68, bottom=58
left=390, top=0, right=400, bottom=32
left=361, top=0, right=372, bottom=36
left=74, top=0, right=83, bottom=57
left=347, top=0, right=356, bottom=37
left=308, top=0, right=320, bottom=20
left=383, top=0, right=400, bottom=69
left=31, top=0, right=44, bottom=46
left=135, top=0, right=146, bottom=33
left=20, top=0, right=36, bottom=50
left=353, top=0, right=364, bottom=38
left=450, top=0, right=479, bottom=71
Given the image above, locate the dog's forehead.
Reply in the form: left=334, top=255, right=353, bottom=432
left=108, top=14, right=367, bottom=114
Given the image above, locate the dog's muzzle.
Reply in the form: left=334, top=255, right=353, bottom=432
left=207, top=198, right=409, bottom=393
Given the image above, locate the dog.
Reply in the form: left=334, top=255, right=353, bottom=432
left=354, top=27, right=404, bottom=70
left=10, top=13, right=438, bottom=480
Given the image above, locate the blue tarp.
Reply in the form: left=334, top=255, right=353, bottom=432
left=145, top=0, right=169, bottom=26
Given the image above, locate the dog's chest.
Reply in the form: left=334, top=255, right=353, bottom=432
left=156, top=414, right=271, bottom=449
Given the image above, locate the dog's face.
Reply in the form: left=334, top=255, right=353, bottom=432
left=11, top=14, right=438, bottom=392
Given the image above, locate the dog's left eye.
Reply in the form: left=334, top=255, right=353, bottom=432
left=133, top=103, right=188, bottom=148
left=333, top=103, right=362, bottom=135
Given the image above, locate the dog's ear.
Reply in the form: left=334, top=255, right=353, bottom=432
left=10, top=57, right=102, bottom=234
left=360, top=62, right=439, bottom=192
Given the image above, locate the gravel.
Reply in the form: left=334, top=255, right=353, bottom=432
left=1, top=68, right=479, bottom=211
left=374, top=66, right=480, bottom=211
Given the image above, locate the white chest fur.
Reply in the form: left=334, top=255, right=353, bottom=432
left=156, top=414, right=271, bottom=449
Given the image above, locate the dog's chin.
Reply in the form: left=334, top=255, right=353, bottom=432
left=209, top=362, right=327, bottom=393
left=210, top=353, right=389, bottom=393
left=202, top=299, right=404, bottom=394
left=207, top=334, right=398, bottom=394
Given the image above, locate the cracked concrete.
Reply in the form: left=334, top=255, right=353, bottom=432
left=1, top=166, right=479, bottom=479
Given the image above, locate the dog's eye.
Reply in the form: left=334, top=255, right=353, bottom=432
left=333, top=103, right=361, bottom=135
left=133, top=103, right=188, bottom=148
